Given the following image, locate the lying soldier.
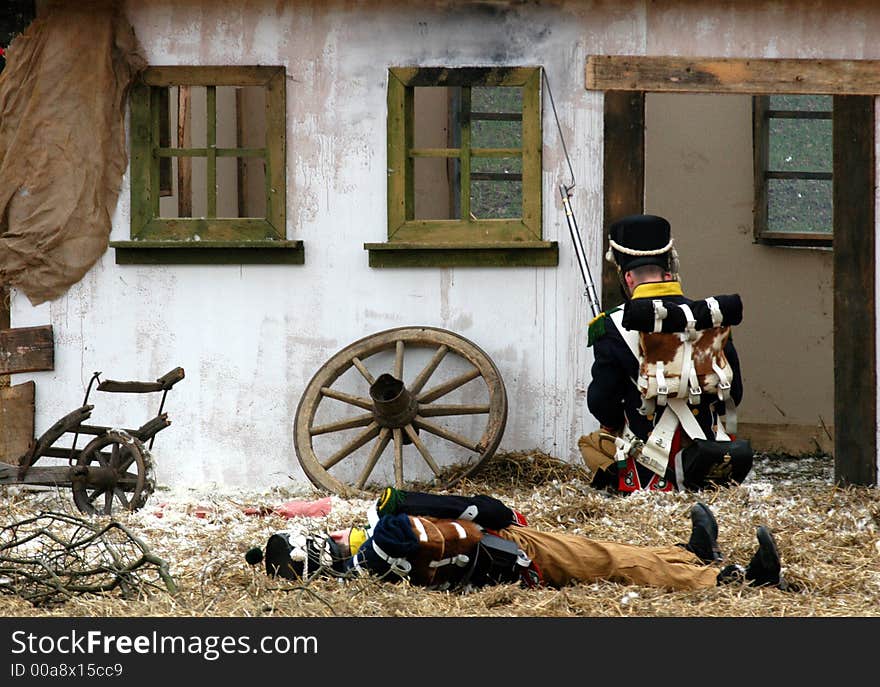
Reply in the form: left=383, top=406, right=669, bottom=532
left=245, top=488, right=788, bottom=592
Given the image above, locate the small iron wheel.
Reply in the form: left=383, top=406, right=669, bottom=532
left=71, top=430, right=154, bottom=515
left=294, top=326, right=508, bottom=497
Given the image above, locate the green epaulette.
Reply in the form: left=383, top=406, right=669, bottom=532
left=587, top=306, right=621, bottom=347
left=376, top=486, right=406, bottom=516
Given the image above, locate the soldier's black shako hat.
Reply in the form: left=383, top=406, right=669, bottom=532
left=608, top=214, right=673, bottom=272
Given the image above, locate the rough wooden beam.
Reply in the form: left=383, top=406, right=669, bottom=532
left=587, top=56, right=880, bottom=95
left=833, top=96, right=876, bottom=486
left=602, top=91, right=644, bottom=311
left=0, top=286, right=9, bottom=389
left=0, top=325, right=54, bottom=374
left=0, top=381, right=34, bottom=464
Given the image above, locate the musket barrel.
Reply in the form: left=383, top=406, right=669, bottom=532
left=560, top=185, right=602, bottom=318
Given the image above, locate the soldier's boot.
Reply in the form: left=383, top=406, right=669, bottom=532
left=683, top=502, right=724, bottom=564
left=717, top=525, right=787, bottom=590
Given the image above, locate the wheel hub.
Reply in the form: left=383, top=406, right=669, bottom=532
left=369, top=373, right=418, bottom=428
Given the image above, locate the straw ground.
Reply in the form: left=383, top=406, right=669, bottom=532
left=0, top=450, right=877, bottom=618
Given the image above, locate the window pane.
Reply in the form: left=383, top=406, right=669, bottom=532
left=472, top=86, right=521, bottom=112
left=414, top=86, right=461, bottom=148
left=471, top=86, right=522, bottom=149
left=769, top=94, right=832, bottom=112
left=767, top=178, right=833, bottom=233
left=470, top=157, right=522, bottom=219
left=215, top=156, right=266, bottom=218
left=769, top=118, right=832, bottom=172
left=158, top=156, right=207, bottom=219
left=414, top=157, right=458, bottom=220
left=216, top=85, right=267, bottom=149
left=166, top=86, right=207, bottom=149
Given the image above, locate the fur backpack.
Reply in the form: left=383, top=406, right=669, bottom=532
left=607, top=293, right=752, bottom=488
left=623, top=295, right=742, bottom=418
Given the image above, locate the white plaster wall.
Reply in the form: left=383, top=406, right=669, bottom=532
left=10, top=0, right=625, bottom=490
left=11, top=0, right=880, bottom=489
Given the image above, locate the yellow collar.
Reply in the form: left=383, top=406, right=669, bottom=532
left=631, top=281, right=683, bottom=299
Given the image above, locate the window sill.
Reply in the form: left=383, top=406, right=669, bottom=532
left=364, top=241, right=558, bottom=267
left=110, top=240, right=304, bottom=265
left=754, top=233, right=833, bottom=250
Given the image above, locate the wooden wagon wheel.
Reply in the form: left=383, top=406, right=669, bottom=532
left=71, top=430, right=155, bottom=516
left=294, top=326, right=508, bottom=497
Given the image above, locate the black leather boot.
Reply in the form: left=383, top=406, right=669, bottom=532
left=717, top=525, right=786, bottom=589
left=684, top=502, right=724, bottom=563
left=745, top=526, right=783, bottom=587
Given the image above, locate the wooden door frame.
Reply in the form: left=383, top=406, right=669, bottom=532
left=588, top=56, right=877, bottom=486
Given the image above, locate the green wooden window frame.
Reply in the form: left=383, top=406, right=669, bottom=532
left=753, top=94, right=833, bottom=248
left=113, top=65, right=302, bottom=265
left=366, top=66, right=557, bottom=267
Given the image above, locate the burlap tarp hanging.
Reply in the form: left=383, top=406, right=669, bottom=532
left=0, top=1, right=145, bottom=306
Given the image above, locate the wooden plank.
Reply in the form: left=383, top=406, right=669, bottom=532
left=752, top=95, right=770, bottom=243
left=111, top=241, right=304, bottom=265
left=0, top=285, right=8, bottom=389
left=266, top=67, right=287, bottom=238
left=520, top=68, right=542, bottom=239
left=0, top=325, right=54, bottom=374
left=365, top=243, right=558, bottom=268
left=386, top=219, right=539, bottom=244
left=206, top=85, right=217, bottom=218
left=129, top=80, right=153, bottom=238
left=833, top=95, right=876, bottom=486
left=158, top=86, right=172, bottom=197
left=602, top=91, right=644, bottom=311
left=391, top=66, right=538, bottom=88
left=460, top=87, right=472, bottom=221
left=587, top=56, right=880, bottom=95
left=387, top=70, right=407, bottom=237
left=177, top=85, right=193, bottom=218
left=0, top=381, right=34, bottom=464
left=143, top=65, right=283, bottom=87
left=738, top=421, right=833, bottom=456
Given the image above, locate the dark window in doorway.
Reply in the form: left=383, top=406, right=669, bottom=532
left=753, top=95, right=833, bottom=247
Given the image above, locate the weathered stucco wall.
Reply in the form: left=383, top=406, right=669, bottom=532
left=9, top=0, right=879, bottom=489
left=11, top=0, right=619, bottom=490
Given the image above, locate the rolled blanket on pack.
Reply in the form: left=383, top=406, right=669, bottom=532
left=375, top=487, right=524, bottom=529
left=356, top=513, right=420, bottom=579
left=622, top=294, right=743, bottom=333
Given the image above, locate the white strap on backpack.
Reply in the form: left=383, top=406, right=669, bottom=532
left=608, top=305, right=736, bottom=477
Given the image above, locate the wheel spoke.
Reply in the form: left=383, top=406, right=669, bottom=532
left=111, top=443, right=120, bottom=468
left=320, top=387, right=374, bottom=410
left=113, top=487, right=130, bottom=510
left=413, top=416, right=481, bottom=452
left=392, top=428, right=404, bottom=487
left=321, top=422, right=381, bottom=470
left=418, top=403, right=490, bottom=417
left=351, top=357, right=375, bottom=385
left=118, top=449, right=135, bottom=473
left=418, top=367, right=481, bottom=404
left=102, top=490, right=113, bottom=515
left=403, top=424, right=442, bottom=476
left=394, top=340, right=405, bottom=379
left=89, top=486, right=108, bottom=504
left=310, top=412, right=376, bottom=436
left=355, top=428, right=392, bottom=489
left=408, top=345, right=448, bottom=395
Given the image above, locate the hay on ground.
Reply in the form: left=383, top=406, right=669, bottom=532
left=0, top=450, right=877, bottom=617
